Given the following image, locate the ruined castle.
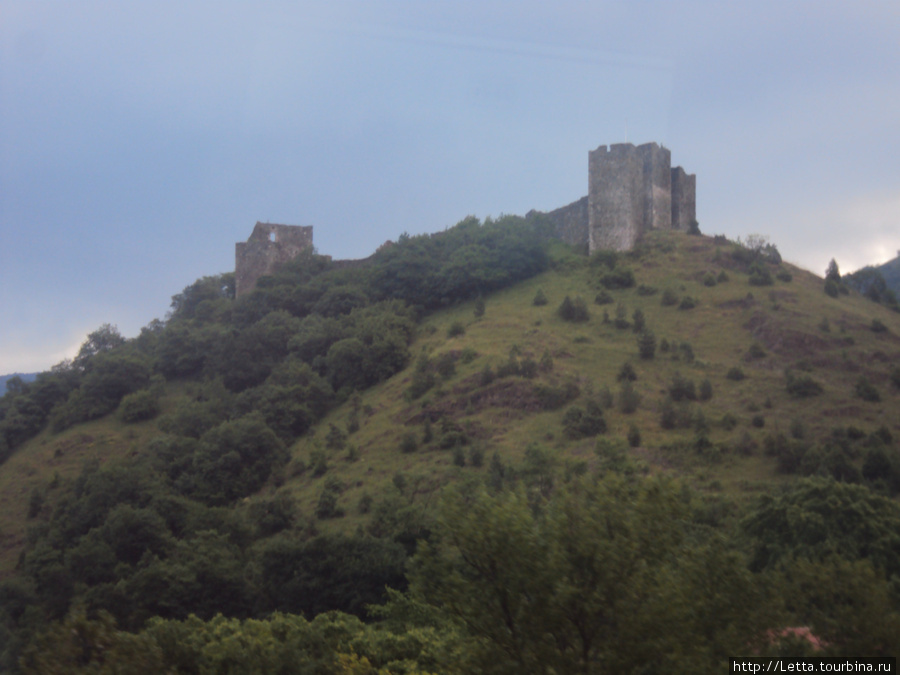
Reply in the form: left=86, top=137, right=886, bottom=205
left=234, top=142, right=695, bottom=296
left=235, top=222, right=313, bottom=297
left=544, top=141, right=696, bottom=253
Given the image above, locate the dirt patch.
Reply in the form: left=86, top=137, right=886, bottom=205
left=744, top=312, right=830, bottom=356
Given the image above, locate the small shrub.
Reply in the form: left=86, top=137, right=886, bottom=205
left=533, top=289, right=548, bottom=306
left=747, top=343, right=766, bottom=359
left=631, top=309, right=645, bottom=333
left=315, top=479, right=344, bottom=519
left=637, top=330, right=656, bottom=360
left=473, top=296, right=485, bottom=318
left=637, top=284, right=658, bottom=296
left=679, top=342, right=695, bottom=363
left=790, top=419, right=806, bottom=440
left=558, top=296, right=590, bottom=322
left=594, top=291, right=614, bottom=305
left=819, top=318, right=831, bottom=332
left=721, top=413, right=738, bottom=431
left=824, top=278, right=840, bottom=298
left=751, top=414, right=765, bottom=428
left=617, top=362, right=638, bottom=382
left=702, top=273, right=717, bottom=287
left=469, top=446, right=484, bottom=467
left=357, top=493, right=373, bottom=514
left=669, top=373, right=697, bottom=402
left=613, top=303, right=630, bottom=330
left=618, top=381, right=641, bottom=414
left=452, top=445, right=466, bottom=467
left=435, top=352, right=457, bottom=379
left=678, top=296, right=696, bottom=310
left=535, top=382, right=580, bottom=410
left=325, top=423, right=346, bottom=450
left=891, top=366, right=900, bottom=389
left=871, top=318, right=889, bottom=333
left=716, top=270, right=730, bottom=283
left=748, top=262, right=774, bottom=286
left=627, top=424, right=641, bottom=447
left=519, top=358, right=539, bottom=379
left=447, top=321, right=465, bottom=338
left=459, top=347, right=478, bottom=364
left=400, top=432, right=418, bottom=454
left=600, top=267, right=636, bottom=290
left=659, top=337, right=670, bottom=353
left=726, top=367, right=745, bottom=382
left=776, top=270, right=793, bottom=282
left=661, top=289, right=679, bottom=307
left=479, top=365, right=495, bottom=386
left=562, top=401, right=607, bottom=438
left=785, top=372, right=823, bottom=398
left=118, top=389, right=160, bottom=423
left=856, top=376, right=881, bottom=402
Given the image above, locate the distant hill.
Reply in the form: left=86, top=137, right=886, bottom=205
left=874, top=253, right=900, bottom=292
left=844, top=252, right=900, bottom=308
left=0, top=372, right=37, bottom=395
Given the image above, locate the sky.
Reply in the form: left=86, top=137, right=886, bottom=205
left=2, top=1, right=899, bottom=374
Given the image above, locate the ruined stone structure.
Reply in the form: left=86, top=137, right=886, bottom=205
left=234, top=143, right=692, bottom=292
left=542, top=142, right=695, bottom=253
left=235, top=222, right=313, bottom=297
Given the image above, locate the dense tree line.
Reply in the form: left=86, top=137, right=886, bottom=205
left=8, top=475, right=900, bottom=673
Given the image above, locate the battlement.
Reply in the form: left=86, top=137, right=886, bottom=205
left=235, top=222, right=313, bottom=297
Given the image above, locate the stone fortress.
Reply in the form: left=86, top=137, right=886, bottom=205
left=234, top=142, right=695, bottom=297
left=542, top=141, right=696, bottom=253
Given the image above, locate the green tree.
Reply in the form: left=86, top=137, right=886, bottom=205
left=408, top=478, right=774, bottom=673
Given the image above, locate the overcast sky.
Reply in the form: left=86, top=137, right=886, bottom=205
left=2, top=1, right=899, bottom=374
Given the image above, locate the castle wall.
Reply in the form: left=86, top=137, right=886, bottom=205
left=541, top=196, right=589, bottom=249
left=641, top=143, right=672, bottom=231
left=670, top=166, right=696, bottom=231
left=587, top=142, right=694, bottom=252
left=589, top=143, right=645, bottom=251
left=235, top=222, right=313, bottom=297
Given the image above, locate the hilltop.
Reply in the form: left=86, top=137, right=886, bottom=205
left=1, top=219, right=900, bottom=670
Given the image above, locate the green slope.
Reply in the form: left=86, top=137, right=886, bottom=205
left=3, top=226, right=900, bottom=671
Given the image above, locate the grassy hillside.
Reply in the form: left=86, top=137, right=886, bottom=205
left=285, top=231, right=900, bottom=528
left=3, top=226, right=900, bottom=670
left=4, top=230, right=899, bottom=576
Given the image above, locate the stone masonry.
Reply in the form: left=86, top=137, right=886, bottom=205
left=235, top=222, right=313, bottom=297
left=542, top=142, right=695, bottom=253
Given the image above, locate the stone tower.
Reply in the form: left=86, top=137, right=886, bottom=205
left=587, top=142, right=695, bottom=252
left=235, top=222, right=313, bottom=297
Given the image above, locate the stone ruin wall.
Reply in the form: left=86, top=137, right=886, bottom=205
left=670, top=165, right=696, bottom=231
left=233, top=143, right=694, bottom=293
left=534, top=196, right=588, bottom=250
left=235, top=222, right=313, bottom=297
left=541, top=142, right=695, bottom=254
